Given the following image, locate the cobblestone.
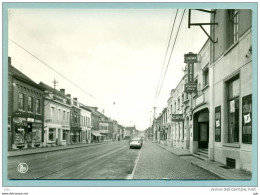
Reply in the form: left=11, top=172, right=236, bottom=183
left=133, top=142, right=221, bottom=180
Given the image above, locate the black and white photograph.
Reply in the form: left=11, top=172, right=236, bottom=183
left=2, top=2, right=257, bottom=192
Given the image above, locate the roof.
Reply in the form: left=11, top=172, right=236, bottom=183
left=39, top=82, right=67, bottom=98
left=9, top=64, right=44, bottom=91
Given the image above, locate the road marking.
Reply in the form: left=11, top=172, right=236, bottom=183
left=126, top=146, right=142, bottom=179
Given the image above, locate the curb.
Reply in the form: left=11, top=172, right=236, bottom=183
left=8, top=142, right=109, bottom=158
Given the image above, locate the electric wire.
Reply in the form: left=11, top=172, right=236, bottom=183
left=155, top=9, right=186, bottom=103
left=155, top=9, right=179, bottom=100
left=9, top=39, right=107, bottom=107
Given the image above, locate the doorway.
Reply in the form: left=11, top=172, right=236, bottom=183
left=198, top=122, right=209, bottom=148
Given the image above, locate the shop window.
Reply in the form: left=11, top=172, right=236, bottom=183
left=18, top=93, right=24, bottom=110
left=242, top=94, right=252, bottom=144
left=36, top=99, right=40, bottom=114
left=215, top=106, right=221, bottom=142
left=48, top=128, right=55, bottom=141
left=28, top=96, right=33, bottom=112
left=63, top=131, right=67, bottom=140
left=227, top=9, right=239, bottom=49
left=203, top=68, right=209, bottom=87
left=227, top=77, right=240, bottom=143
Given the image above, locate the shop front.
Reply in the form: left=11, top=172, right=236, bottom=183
left=70, top=127, right=81, bottom=144
left=12, top=112, right=43, bottom=150
left=192, top=106, right=209, bottom=154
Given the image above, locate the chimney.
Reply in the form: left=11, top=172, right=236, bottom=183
left=60, top=89, right=65, bottom=94
left=8, top=57, right=11, bottom=65
left=66, top=94, right=71, bottom=98
left=73, top=98, right=78, bottom=101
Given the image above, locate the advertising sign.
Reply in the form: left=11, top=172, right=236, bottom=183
left=185, top=83, right=197, bottom=93
left=187, top=63, right=194, bottom=83
left=184, top=53, right=198, bottom=63
left=171, top=114, right=183, bottom=122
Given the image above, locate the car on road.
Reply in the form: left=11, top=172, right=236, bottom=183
left=129, top=137, right=143, bottom=149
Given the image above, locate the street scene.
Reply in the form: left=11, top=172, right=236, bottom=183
left=6, top=6, right=253, bottom=181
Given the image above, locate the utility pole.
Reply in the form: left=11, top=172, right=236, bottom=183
left=153, top=107, right=156, bottom=141
left=52, top=79, right=58, bottom=99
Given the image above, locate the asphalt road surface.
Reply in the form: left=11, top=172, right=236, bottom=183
left=8, top=141, right=221, bottom=180
left=8, top=141, right=139, bottom=179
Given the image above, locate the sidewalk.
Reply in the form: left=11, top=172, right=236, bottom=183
left=157, top=142, right=252, bottom=180
left=8, top=141, right=110, bottom=157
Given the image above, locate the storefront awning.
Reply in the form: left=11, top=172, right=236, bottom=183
left=92, top=132, right=105, bottom=137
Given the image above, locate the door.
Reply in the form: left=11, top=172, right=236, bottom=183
left=198, top=122, right=209, bottom=148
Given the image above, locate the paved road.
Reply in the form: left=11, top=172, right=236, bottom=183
left=8, top=141, right=221, bottom=180
left=8, top=141, right=139, bottom=179
left=133, top=142, right=221, bottom=180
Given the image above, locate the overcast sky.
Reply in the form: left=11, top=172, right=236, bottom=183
left=8, top=8, right=210, bottom=130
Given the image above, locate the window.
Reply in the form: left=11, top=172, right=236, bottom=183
left=203, top=68, right=209, bottom=87
left=178, top=98, right=180, bottom=109
left=50, top=107, right=55, bottom=118
left=58, top=109, right=61, bottom=121
left=18, top=93, right=24, bottom=110
left=227, top=77, right=240, bottom=143
left=174, top=101, right=176, bottom=112
left=28, top=96, right=33, bottom=112
left=67, top=112, right=70, bottom=121
left=227, top=10, right=239, bottom=48
left=63, top=111, right=66, bottom=120
left=48, top=128, right=55, bottom=141
left=215, top=106, right=221, bottom=142
left=242, top=94, right=252, bottom=144
left=36, top=99, right=40, bottom=114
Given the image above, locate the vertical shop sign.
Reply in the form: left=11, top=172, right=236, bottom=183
left=184, top=52, right=197, bottom=93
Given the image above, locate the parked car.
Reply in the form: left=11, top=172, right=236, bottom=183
left=129, top=137, right=143, bottom=149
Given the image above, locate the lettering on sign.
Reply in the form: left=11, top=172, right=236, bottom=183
left=184, top=53, right=198, bottom=63
left=185, top=83, right=197, bottom=93
left=188, top=63, right=194, bottom=83
left=172, top=114, right=183, bottom=122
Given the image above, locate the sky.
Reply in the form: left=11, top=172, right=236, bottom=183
left=8, top=8, right=210, bottom=130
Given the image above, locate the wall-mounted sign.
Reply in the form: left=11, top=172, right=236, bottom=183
left=184, top=53, right=198, bottom=63
left=171, top=114, right=183, bottom=122
left=187, top=63, right=194, bottom=83
left=185, top=83, right=197, bottom=93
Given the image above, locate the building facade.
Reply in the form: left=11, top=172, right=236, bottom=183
left=209, top=9, right=252, bottom=171
left=8, top=58, right=45, bottom=150
left=70, top=98, right=81, bottom=144
left=40, top=82, right=71, bottom=147
left=79, top=104, right=92, bottom=144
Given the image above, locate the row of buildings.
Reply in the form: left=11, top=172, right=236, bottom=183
left=8, top=57, right=139, bottom=150
left=148, top=9, right=253, bottom=173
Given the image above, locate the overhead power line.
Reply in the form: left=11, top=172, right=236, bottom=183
left=155, top=9, right=179, bottom=100
left=155, top=9, right=186, bottom=103
left=9, top=39, right=107, bottom=107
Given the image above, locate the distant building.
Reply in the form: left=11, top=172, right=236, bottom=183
left=79, top=104, right=92, bottom=144
left=70, top=98, right=81, bottom=144
left=8, top=57, right=45, bottom=150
